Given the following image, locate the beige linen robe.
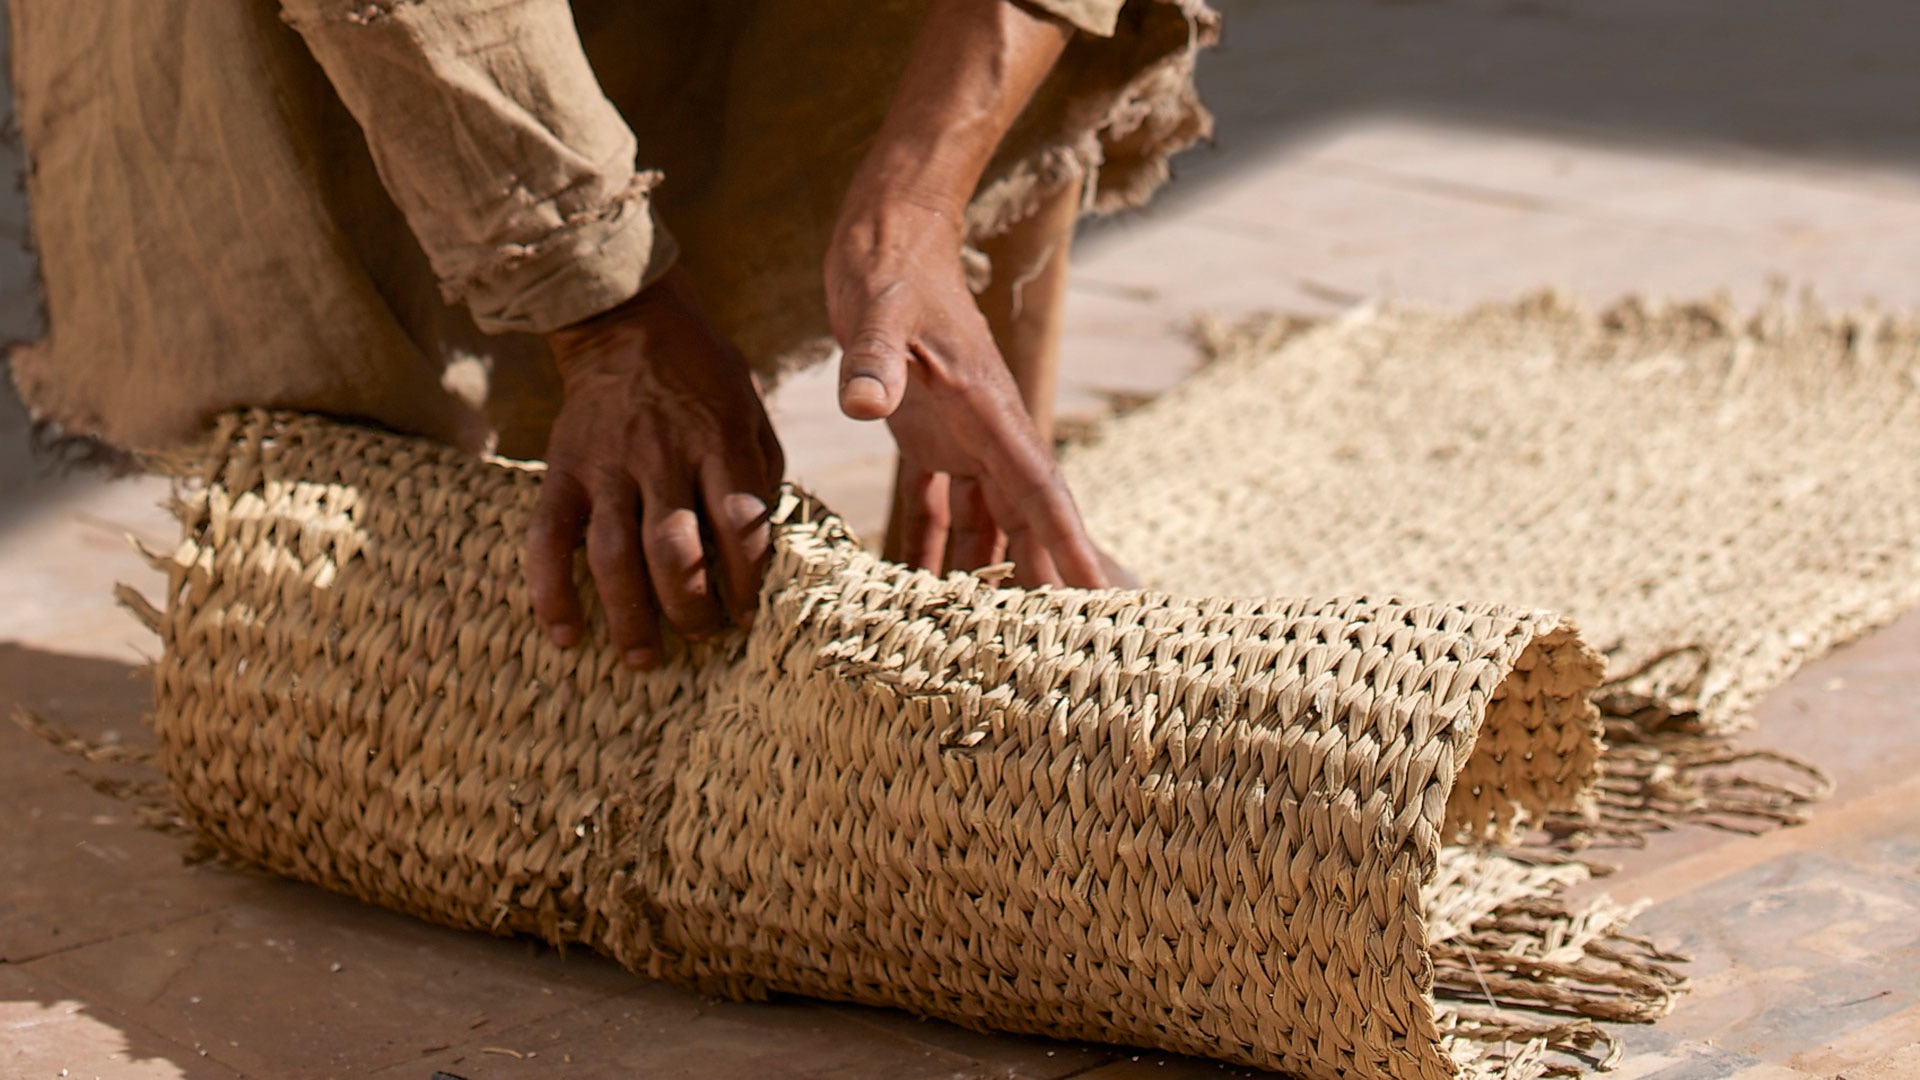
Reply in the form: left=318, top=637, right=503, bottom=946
left=6, top=0, right=1215, bottom=457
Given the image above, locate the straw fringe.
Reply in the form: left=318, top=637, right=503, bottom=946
left=1544, top=725, right=1832, bottom=850
left=11, top=705, right=193, bottom=839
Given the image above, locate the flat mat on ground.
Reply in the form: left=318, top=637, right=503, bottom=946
left=1065, top=293, right=1920, bottom=735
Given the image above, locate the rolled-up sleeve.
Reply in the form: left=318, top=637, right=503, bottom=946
left=1023, top=0, right=1129, bottom=37
left=280, top=0, right=676, bottom=335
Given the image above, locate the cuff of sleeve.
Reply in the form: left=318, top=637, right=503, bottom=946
left=459, top=172, right=681, bottom=336
left=1020, top=0, right=1125, bottom=37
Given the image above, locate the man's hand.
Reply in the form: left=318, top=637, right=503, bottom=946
left=529, top=269, right=783, bottom=667
left=826, top=0, right=1106, bottom=589
left=827, top=196, right=1107, bottom=589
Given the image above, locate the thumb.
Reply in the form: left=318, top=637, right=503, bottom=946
left=838, top=290, right=913, bottom=421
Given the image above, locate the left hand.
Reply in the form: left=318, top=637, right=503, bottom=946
left=825, top=192, right=1108, bottom=590
left=528, top=271, right=784, bottom=666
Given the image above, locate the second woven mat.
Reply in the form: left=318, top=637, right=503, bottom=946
left=1065, top=292, right=1920, bottom=735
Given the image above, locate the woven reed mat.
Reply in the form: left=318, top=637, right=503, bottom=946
left=1067, top=292, right=1920, bottom=739
left=128, top=408, right=1694, bottom=1080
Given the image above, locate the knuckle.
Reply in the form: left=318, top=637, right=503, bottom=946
left=658, top=576, right=716, bottom=628
left=712, top=491, right=770, bottom=533
left=662, top=570, right=712, bottom=606
left=858, top=277, right=910, bottom=309
left=846, top=329, right=899, bottom=366
left=645, top=507, right=706, bottom=564
left=585, top=462, right=636, bottom=494
left=607, top=591, right=657, bottom=637
left=643, top=523, right=705, bottom=573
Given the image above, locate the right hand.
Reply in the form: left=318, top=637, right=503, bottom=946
left=528, top=270, right=784, bottom=668
left=825, top=193, right=1109, bottom=590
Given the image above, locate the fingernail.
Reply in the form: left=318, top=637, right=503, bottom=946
left=733, top=609, right=756, bottom=630
left=841, top=375, right=888, bottom=414
left=550, top=624, right=579, bottom=648
left=625, top=648, right=657, bottom=670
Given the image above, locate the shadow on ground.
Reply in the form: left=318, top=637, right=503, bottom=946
left=1128, top=0, right=1920, bottom=223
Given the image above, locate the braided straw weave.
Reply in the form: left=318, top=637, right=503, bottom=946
left=141, top=410, right=1627, bottom=1079
left=1065, top=292, right=1920, bottom=736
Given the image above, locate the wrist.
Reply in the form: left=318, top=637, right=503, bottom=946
left=547, top=265, right=684, bottom=349
left=544, top=268, right=708, bottom=392
left=846, top=134, right=984, bottom=226
left=830, top=190, right=970, bottom=290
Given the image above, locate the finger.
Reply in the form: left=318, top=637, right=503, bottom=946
left=527, top=470, right=590, bottom=646
left=978, top=424, right=1109, bottom=590
left=701, top=461, right=774, bottom=629
left=758, top=420, right=787, bottom=489
left=584, top=480, right=662, bottom=668
left=1006, top=528, right=1063, bottom=589
left=641, top=476, right=727, bottom=638
left=838, top=287, right=913, bottom=421
left=884, top=464, right=949, bottom=571
left=944, top=474, right=1003, bottom=574
left=1016, top=476, right=1109, bottom=589
left=1098, top=548, right=1143, bottom=590
left=915, top=318, right=1105, bottom=588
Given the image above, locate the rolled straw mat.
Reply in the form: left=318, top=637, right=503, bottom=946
left=130, top=293, right=1920, bottom=1078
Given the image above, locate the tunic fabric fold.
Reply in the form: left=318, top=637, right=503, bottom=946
left=5, top=0, right=1216, bottom=458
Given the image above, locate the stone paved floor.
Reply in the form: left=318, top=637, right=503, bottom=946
left=5, top=1, right=1920, bottom=1077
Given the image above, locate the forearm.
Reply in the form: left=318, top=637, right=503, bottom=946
left=851, top=0, right=1074, bottom=212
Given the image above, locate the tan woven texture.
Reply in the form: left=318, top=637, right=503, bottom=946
left=140, top=410, right=1647, bottom=1080
left=1065, top=293, right=1920, bottom=736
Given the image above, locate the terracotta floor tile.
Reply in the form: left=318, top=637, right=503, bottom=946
left=826, top=1002, right=1116, bottom=1080
left=1607, top=1043, right=1802, bottom=1080
left=1790, top=1004, right=1920, bottom=1076
left=1840, top=1042, right=1920, bottom=1080
left=0, top=964, right=241, bottom=1080
left=28, top=883, right=638, bottom=1080
left=0, top=478, right=173, bottom=663
left=1070, top=1055, right=1259, bottom=1079
left=1569, top=608, right=1920, bottom=905
left=0, top=646, right=275, bottom=962
left=1720, top=1067, right=1818, bottom=1080
left=1618, top=849, right=1920, bottom=1066
left=370, top=985, right=990, bottom=1080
